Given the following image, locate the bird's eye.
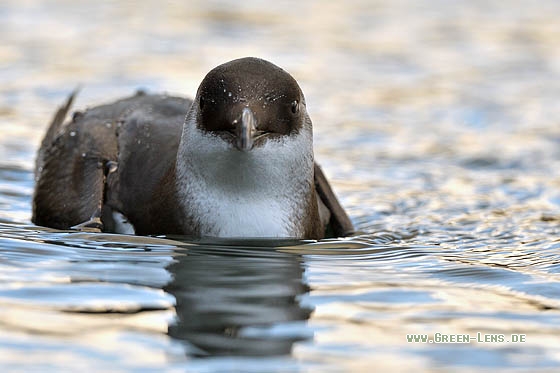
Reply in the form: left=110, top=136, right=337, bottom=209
left=291, top=100, right=299, bottom=114
left=199, top=97, right=205, bottom=109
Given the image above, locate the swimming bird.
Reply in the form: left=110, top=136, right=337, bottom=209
left=32, top=57, right=354, bottom=239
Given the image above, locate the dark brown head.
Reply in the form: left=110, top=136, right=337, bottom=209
left=193, top=57, right=308, bottom=151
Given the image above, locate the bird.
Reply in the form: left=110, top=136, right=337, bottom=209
left=32, top=57, right=354, bottom=239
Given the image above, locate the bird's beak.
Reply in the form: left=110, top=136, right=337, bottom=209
left=236, top=107, right=256, bottom=151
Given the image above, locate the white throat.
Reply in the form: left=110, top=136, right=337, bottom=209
left=176, top=113, right=315, bottom=238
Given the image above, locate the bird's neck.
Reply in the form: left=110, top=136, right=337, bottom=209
left=175, top=120, right=316, bottom=238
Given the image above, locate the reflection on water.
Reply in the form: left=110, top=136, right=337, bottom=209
left=166, top=244, right=312, bottom=356
left=1, top=0, right=560, bottom=371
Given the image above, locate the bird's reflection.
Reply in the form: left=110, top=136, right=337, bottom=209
left=164, top=242, right=313, bottom=357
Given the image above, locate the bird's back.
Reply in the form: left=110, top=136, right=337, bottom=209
left=32, top=92, right=192, bottom=233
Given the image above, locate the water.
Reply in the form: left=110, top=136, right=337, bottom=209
left=1, top=0, right=560, bottom=371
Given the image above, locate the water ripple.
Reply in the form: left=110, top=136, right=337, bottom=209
left=2, top=0, right=560, bottom=370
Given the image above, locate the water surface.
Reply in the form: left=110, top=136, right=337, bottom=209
left=1, top=0, right=560, bottom=371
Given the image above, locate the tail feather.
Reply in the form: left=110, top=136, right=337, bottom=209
left=35, top=89, right=78, bottom=176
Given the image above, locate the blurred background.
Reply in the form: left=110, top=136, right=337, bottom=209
left=1, top=0, right=560, bottom=224
left=1, top=0, right=560, bottom=371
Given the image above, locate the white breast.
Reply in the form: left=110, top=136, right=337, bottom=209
left=176, top=115, right=315, bottom=238
left=192, top=189, right=292, bottom=237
